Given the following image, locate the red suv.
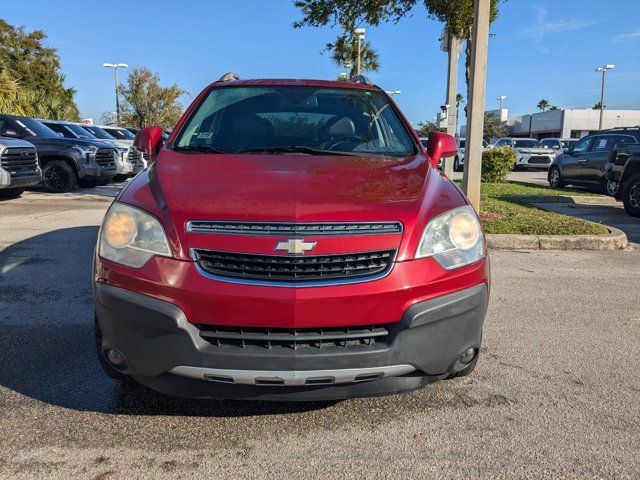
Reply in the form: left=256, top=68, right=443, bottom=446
left=93, top=75, right=490, bottom=401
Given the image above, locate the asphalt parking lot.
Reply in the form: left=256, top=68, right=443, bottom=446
left=1, top=187, right=639, bottom=479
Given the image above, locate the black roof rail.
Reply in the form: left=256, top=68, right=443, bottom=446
left=348, top=75, right=374, bottom=86
left=216, top=72, right=240, bottom=82
left=606, top=126, right=640, bottom=131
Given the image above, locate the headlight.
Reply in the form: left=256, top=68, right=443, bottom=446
left=71, top=144, right=98, bottom=155
left=416, top=205, right=484, bottom=270
left=99, top=202, right=172, bottom=268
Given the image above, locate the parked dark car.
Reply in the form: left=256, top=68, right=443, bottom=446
left=603, top=129, right=640, bottom=217
left=548, top=128, right=640, bottom=194
left=0, top=136, right=42, bottom=198
left=0, top=115, right=117, bottom=193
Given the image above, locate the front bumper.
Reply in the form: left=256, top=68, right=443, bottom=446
left=94, top=282, right=488, bottom=400
left=517, top=154, right=554, bottom=169
left=0, top=167, right=41, bottom=189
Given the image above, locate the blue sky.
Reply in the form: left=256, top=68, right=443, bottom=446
left=1, top=0, right=639, bottom=125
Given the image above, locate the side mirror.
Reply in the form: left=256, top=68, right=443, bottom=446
left=426, top=132, right=457, bottom=168
left=133, top=126, right=164, bottom=164
left=0, top=129, right=18, bottom=138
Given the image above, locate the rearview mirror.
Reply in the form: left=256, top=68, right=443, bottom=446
left=426, top=132, right=457, bottom=168
left=133, top=126, right=164, bottom=165
left=0, top=129, right=18, bottom=138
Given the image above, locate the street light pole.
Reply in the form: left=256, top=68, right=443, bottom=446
left=103, top=63, right=128, bottom=125
left=595, top=64, right=614, bottom=130
left=355, top=28, right=365, bottom=76
left=497, top=95, right=506, bottom=111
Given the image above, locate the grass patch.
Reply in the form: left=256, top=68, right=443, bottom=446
left=458, top=181, right=609, bottom=235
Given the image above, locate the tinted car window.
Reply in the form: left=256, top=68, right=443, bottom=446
left=591, top=136, right=616, bottom=153
left=513, top=139, right=541, bottom=148
left=175, top=86, right=417, bottom=157
left=617, top=135, right=637, bottom=145
left=83, top=126, right=116, bottom=140
left=13, top=118, right=60, bottom=138
left=104, top=128, right=135, bottom=140
left=572, top=136, right=592, bottom=154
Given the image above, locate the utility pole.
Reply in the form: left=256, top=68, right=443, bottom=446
left=461, top=0, right=490, bottom=211
left=103, top=63, right=128, bottom=125
left=355, top=28, right=365, bottom=76
left=595, top=64, right=614, bottom=130
left=444, top=31, right=461, bottom=178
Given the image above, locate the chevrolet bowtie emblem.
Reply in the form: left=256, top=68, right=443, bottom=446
left=275, top=239, right=317, bottom=255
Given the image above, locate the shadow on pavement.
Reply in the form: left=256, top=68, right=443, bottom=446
left=0, top=227, right=335, bottom=416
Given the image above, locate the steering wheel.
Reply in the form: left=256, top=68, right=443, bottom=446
left=325, top=136, right=362, bottom=151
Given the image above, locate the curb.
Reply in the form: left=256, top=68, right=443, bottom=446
left=487, top=226, right=628, bottom=251
left=511, top=194, right=618, bottom=205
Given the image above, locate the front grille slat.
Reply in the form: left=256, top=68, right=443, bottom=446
left=188, top=221, right=402, bottom=236
left=194, top=249, right=395, bottom=283
left=196, top=324, right=390, bottom=350
left=1, top=147, right=39, bottom=177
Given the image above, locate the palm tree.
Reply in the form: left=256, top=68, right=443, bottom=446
left=330, top=33, right=380, bottom=78
left=593, top=101, right=604, bottom=110
left=537, top=99, right=550, bottom=112
left=549, top=105, right=559, bottom=111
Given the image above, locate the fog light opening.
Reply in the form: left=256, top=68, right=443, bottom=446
left=459, top=347, right=476, bottom=365
left=106, top=349, right=127, bottom=370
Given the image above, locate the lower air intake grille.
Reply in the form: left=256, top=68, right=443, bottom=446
left=195, top=324, right=389, bottom=350
left=193, top=249, right=395, bottom=283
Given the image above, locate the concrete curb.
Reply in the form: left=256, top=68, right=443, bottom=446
left=510, top=194, right=618, bottom=205
left=487, top=226, right=628, bottom=251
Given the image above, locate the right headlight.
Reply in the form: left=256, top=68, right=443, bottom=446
left=415, top=205, right=485, bottom=270
left=99, top=202, right=172, bottom=268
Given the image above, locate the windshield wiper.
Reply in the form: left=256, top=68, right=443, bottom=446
left=173, top=145, right=233, bottom=154
left=235, top=146, right=361, bottom=156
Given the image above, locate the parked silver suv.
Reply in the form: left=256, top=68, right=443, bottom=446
left=0, top=137, right=42, bottom=199
left=493, top=137, right=555, bottom=170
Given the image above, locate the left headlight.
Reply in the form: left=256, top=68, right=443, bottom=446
left=415, top=205, right=484, bottom=270
left=71, top=144, right=98, bottom=155
left=99, top=202, right=172, bottom=268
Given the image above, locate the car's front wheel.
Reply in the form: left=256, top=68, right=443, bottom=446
left=548, top=166, right=564, bottom=188
left=622, top=173, right=640, bottom=217
left=605, top=179, right=619, bottom=197
left=42, top=160, right=77, bottom=193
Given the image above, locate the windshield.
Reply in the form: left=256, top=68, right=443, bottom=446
left=175, top=85, right=417, bottom=157
left=63, top=123, right=95, bottom=139
left=513, top=139, right=541, bottom=148
left=104, top=128, right=135, bottom=140
left=14, top=118, right=59, bottom=138
left=83, top=126, right=116, bottom=140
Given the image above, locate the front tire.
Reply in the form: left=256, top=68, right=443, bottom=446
left=42, top=160, right=77, bottom=193
left=0, top=188, right=26, bottom=199
left=454, top=156, right=461, bottom=172
left=548, top=166, right=564, bottom=188
left=622, top=173, right=640, bottom=217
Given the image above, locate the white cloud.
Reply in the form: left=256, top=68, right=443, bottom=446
left=614, top=30, right=640, bottom=43
left=521, top=3, right=599, bottom=42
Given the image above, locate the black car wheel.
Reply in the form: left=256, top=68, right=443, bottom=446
left=0, top=188, right=26, bottom=199
left=454, top=156, right=461, bottom=172
left=548, top=166, right=564, bottom=188
left=605, top=179, right=619, bottom=197
left=42, top=160, right=77, bottom=193
left=622, top=173, right=640, bottom=218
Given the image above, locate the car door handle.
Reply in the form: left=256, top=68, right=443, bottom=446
left=578, top=159, right=588, bottom=163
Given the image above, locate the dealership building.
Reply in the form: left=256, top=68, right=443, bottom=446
left=461, top=108, right=640, bottom=140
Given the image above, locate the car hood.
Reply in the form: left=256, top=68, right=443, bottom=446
left=26, top=136, right=115, bottom=149
left=154, top=151, right=428, bottom=222
left=517, top=147, right=553, bottom=155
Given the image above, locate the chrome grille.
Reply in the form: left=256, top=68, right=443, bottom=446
left=95, top=148, right=116, bottom=166
left=193, top=249, right=395, bottom=284
left=0, top=147, right=38, bottom=177
left=127, top=148, right=143, bottom=165
left=187, top=221, right=403, bottom=235
left=195, top=324, right=389, bottom=350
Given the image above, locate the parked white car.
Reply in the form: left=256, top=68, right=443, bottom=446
left=493, top=137, right=555, bottom=170
left=540, top=138, right=578, bottom=158
left=453, top=138, right=488, bottom=172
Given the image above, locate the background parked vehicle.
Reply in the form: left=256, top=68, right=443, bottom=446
left=493, top=137, right=555, bottom=170
left=0, top=136, right=42, bottom=199
left=41, top=120, right=143, bottom=181
left=601, top=127, right=640, bottom=217
left=98, top=125, right=136, bottom=144
left=540, top=138, right=578, bottom=158
left=548, top=128, right=639, bottom=194
left=0, top=115, right=117, bottom=193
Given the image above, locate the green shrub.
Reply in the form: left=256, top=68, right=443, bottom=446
left=481, top=147, right=516, bottom=183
